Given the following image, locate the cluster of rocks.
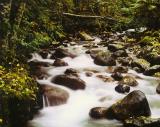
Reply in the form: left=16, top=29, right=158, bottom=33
left=28, top=31, right=160, bottom=127
left=90, top=90, right=160, bottom=127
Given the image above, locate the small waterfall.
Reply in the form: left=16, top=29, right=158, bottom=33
left=42, top=95, right=50, bottom=108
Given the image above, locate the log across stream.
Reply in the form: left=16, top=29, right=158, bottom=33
left=28, top=35, right=160, bottom=127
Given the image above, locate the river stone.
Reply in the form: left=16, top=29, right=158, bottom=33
left=113, top=50, right=128, bottom=57
left=85, top=72, right=93, bottom=77
left=96, top=75, right=114, bottom=82
left=53, top=58, right=68, bottom=66
left=51, top=48, right=76, bottom=59
left=64, top=68, right=79, bottom=77
left=108, top=43, right=124, bottom=52
left=89, top=107, right=108, bottom=119
left=143, top=65, right=160, bottom=76
left=117, top=57, right=132, bottom=66
left=42, top=85, right=69, bottom=106
left=93, top=51, right=116, bottom=66
left=52, top=75, right=86, bottom=90
left=111, top=72, right=123, bottom=81
left=156, top=83, right=160, bottom=94
left=28, top=61, right=50, bottom=79
left=115, top=84, right=130, bottom=94
left=105, top=90, right=151, bottom=121
left=118, top=75, right=138, bottom=87
left=78, top=31, right=95, bottom=41
left=114, top=66, right=128, bottom=73
left=124, top=116, right=160, bottom=127
left=131, top=58, right=150, bottom=72
left=39, top=50, right=49, bottom=59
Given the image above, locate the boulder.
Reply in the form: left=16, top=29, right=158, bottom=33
left=113, top=50, right=128, bottom=57
left=64, top=68, right=79, bottom=77
left=124, top=116, right=160, bottom=127
left=51, top=48, right=76, bottom=59
left=89, top=107, right=107, bottom=119
left=117, top=57, right=132, bottom=66
left=78, top=31, right=95, bottom=41
left=93, top=51, right=116, bottom=66
left=115, top=85, right=130, bottom=94
left=53, top=58, right=68, bottom=66
left=111, top=72, right=123, bottom=81
left=41, top=85, right=69, bottom=106
left=105, top=90, right=151, bottom=121
left=108, top=43, right=124, bottom=52
left=114, top=66, right=128, bottom=73
left=39, top=50, right=49, bottom=59
left=118, top=75, right=138, bottom=87
left=156, top=83, right=160, bottom=94
left=28, top=61, right=50, bottom=79
left=85, top=72, right=93, bottom=77
left=94, top=55, right=116, bottom=66
left=143, top=65, right=160, bottom=76
left=52, top=75, right=86, bottom=90
left=131, top=58, right=150, bottom=72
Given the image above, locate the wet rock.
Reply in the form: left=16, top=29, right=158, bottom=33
left=96, top=75, right=114, bottom=82
left=78, top=31, right=95, bottom=41
left=117, top=57, right=132, bottom=66
left=52, top=75, right=86, bottom=90
left=156, top=83, right=160, bottom=94
left=87, top=49, right=106, bottom=59
left=85, top=72, right=93, bottom=77
left=124, top=116, right=160, bottom=127
left=89, top=107, right=107, bottom=119
left=114, top=66, right=128, bottom=73
left=42, top=85, right=69, bottom=106
left=113, top=50, right=128, bottom=57
left=133, top=67, right=142, bottom=73
left=29, top=61, right=51, bottom=68
left=64, top=68, right=79, bottom=77
left=105, top=90, right=151, bottom=121
left=53, top=58, right=68, bottom=66
left=143, top=65, right=160, bottom=76
left=108, top=43, right=124, bottom=52
left=28, top=61, right=51, bottom=79
left=93, top=51, right=116, bottom=66
left=118, top=75, right=138, bottom=87
left=39, top=50, right=49, bottom=59
left=111, top=72, right=123, bottom=81
left=115, top=84, right=130, bottom=94
left=51, top=48, right=76, bottom=59
left=131, top=58, right=150, bottom=72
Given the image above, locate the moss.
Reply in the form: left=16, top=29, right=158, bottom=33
left=154, top=72, right=160, bottom=78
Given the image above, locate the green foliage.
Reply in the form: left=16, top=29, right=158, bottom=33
left=132, top=0, right=160, bottom=28
left=0, top=64, right=37, bottom=100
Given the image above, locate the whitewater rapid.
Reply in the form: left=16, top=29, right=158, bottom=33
left=28, top=39, right=160, bottom=127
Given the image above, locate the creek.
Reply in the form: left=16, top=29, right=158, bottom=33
left=28, top=36, right=160, bottom=127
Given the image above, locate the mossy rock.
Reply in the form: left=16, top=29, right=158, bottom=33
left=131, top=58, right=150, bottom=72
left=124, top=116, right=160, bottom=127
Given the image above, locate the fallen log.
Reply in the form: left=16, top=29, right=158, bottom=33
left=63, top=12, right=117, bottom=22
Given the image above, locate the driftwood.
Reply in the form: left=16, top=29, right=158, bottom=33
left=63, top=12, right=117, bottom=22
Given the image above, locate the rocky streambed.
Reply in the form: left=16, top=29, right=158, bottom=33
left=28, top=31, right=160, bottom=127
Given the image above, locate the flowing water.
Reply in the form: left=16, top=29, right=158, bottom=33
left=28, top=37, right=160, bottom=127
